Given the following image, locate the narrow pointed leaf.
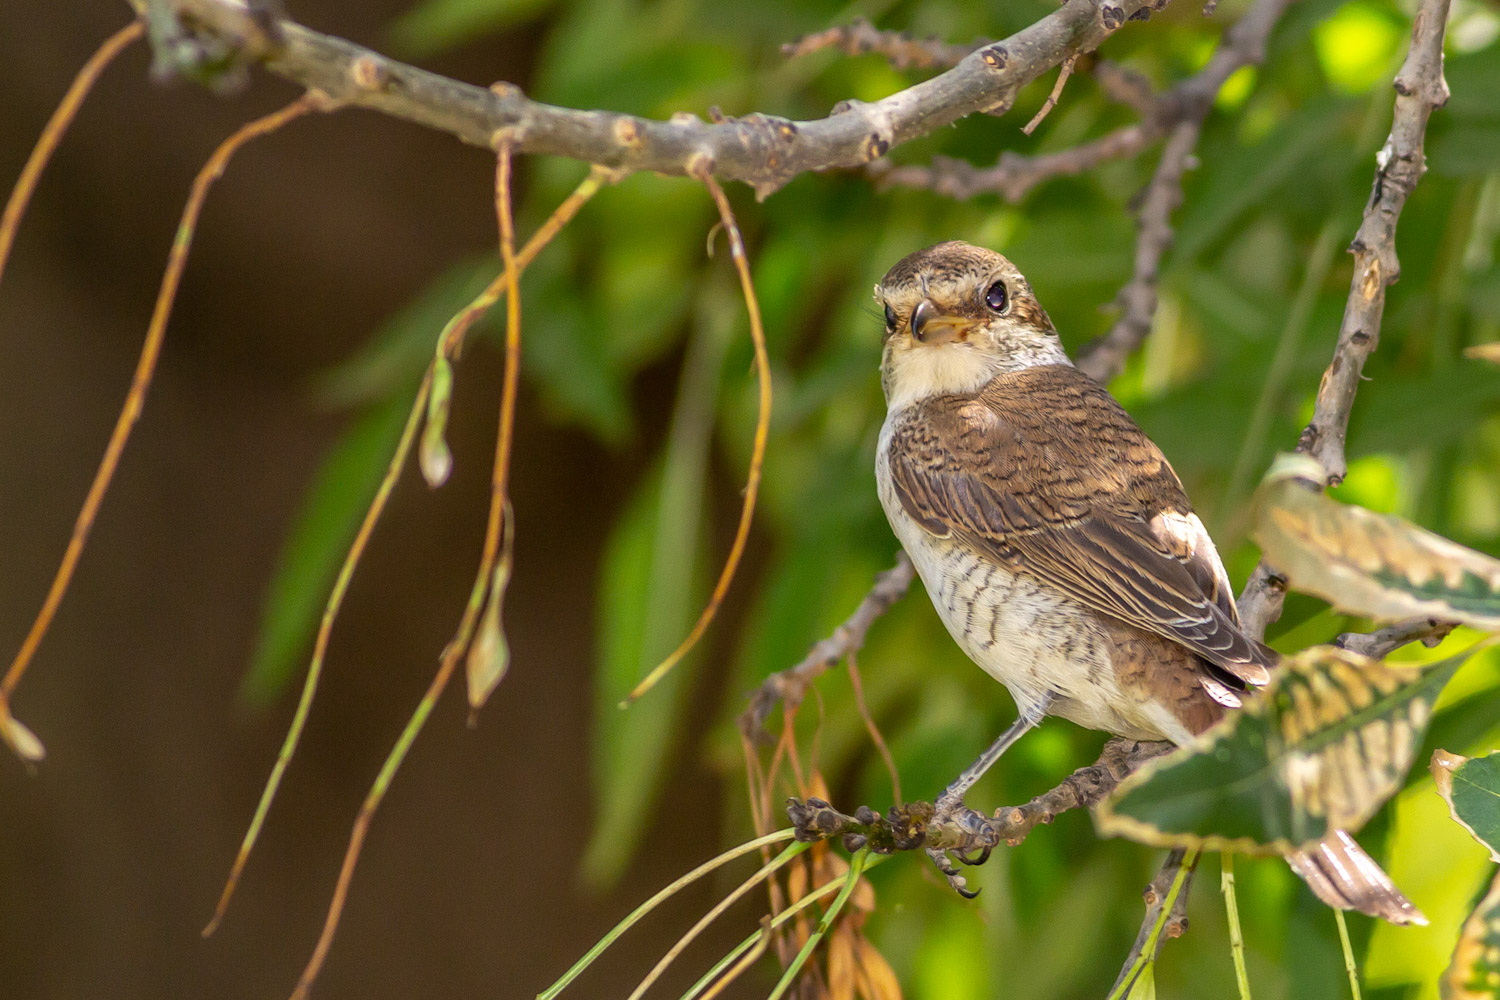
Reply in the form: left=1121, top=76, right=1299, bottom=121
left=1097, top=645, right=1474, bottom=855
left=1432, top=750, right=1500, bottom=862
left=1253, top=453, right=1500, bottom=631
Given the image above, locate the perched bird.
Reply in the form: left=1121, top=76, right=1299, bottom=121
left=873, top=240, right=1423, bottom=924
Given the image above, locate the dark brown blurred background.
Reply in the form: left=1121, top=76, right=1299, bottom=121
left=0, top=5, right=734, bottom=997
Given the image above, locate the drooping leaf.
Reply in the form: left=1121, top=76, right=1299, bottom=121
left=1433, top=750, right=1500, bottom=862
left=582, top=302, right=733, bottom=886
left=1097, top=644, right=1474, bottom=855
left=0, top=710, right=45, bottom=762
left=241, top=391, right=416, bottom=706
left=1443, top=870, right=1500, bottom=1000
left=466, top=511, right=514, bottom=711
left=1253, top=453, right=1500, bottom=631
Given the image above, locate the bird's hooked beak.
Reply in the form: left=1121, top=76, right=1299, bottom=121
left=909, top=299, right=975, bottom=346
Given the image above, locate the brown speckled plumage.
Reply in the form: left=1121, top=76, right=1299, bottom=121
left=873, top=240, right=1424, bottom=926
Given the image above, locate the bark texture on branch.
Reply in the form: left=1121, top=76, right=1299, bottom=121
left=1238, top=0, right=1451, bottom=638
left=140, top=0, right=1174, bottom=198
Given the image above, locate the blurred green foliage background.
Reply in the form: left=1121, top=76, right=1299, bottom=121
left=247, top=0, right=1500, bottom=995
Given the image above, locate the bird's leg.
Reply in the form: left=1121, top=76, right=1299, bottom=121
left=925, top=693, right=1053, bottom=896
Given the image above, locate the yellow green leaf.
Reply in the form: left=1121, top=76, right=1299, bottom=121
left=1443, top=869, right=1500, bottom=1000
left=1097, top=645, right=1473, bottom=855
left=1254, top=453, right=1500, bottom=631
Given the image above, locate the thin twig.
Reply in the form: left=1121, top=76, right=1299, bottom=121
left=1022, top=54, right=1078, bottom=135
left=0, top=20, right=145, bottom=294
left=624, top=164, right=772, bottom=704
left=0, top=95, right=322, bottom=763
left=780, top=17, right=981, bottom=71
left=878, top=0, right=1289, bottom=219
left=1333, top=617, right=1454, bottom=657
left=846, top=652, right=902, bottom=807
left=1238, top=0, right=1453, bottom=637
left=1108, top=848, right=1200, bottom=999
left=741, top=554, right=914, bottom=739
left=1078, top=0, right=1295, bottom=382
left=204, top=163, right=609, bottom=935
left=132, top=0, right=1177, bottom=199
left=871, top=123, right=1157, bottom=201
left=286, top=138, right=524, bottom=1000
left=785, top=738, right=1171, bottom=855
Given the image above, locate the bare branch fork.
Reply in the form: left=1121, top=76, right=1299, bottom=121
left=135, top=0, right=1175, bottom=198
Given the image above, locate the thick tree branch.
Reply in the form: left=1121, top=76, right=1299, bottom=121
left=137, top=0, right=1175, bottom=198
left=1238, top=0, right=1451, bottom=637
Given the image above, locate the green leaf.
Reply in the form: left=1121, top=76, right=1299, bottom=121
left=241, top=391, right=414, bottom=706
left=582, top=297, right=734, bottom=886
left=1097, top=644, right=1473, bottom=855
left=388, top=0, right=556, bottom=58
left=1443, top=869, right=1500, bottom=1000
left=1433, top=750, right=1500, bottom=862
left=1253, top=453, right=1500, bottom=630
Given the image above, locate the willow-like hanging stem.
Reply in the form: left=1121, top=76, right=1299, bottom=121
left=0, top=20, right=145, bottom=296
left=624, top=167, right=771, bottom=705
left=0, top=95, right=320, bottom=762
left=206, top=162, right=607, bottom=936
left=286, top=138, right=524, bottom=1000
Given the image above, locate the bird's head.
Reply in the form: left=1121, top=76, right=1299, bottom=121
left=875, top=241, right=1069, bottom=409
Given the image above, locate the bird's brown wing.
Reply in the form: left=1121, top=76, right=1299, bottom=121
left=886, top=364, right=1271, bottom=686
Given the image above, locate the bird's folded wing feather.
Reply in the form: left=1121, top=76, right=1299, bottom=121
left=886, top=364, right=1271, bottom=686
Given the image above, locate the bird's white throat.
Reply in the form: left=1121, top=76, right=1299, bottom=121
left=882, top=338, right=1071, bottom=411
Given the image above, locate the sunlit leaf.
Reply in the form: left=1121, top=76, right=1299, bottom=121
left=242, top=391, right=414, bottom=706
left=1253, top=453, right=1500, bottom=631
left=1097, top=645, right=1474, bottom=855
left=1433, top=750, right=1500, bottom=862
left=1443, top=870, right=1500, bottom=1000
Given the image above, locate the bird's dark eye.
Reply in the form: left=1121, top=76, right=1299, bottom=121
left=984, top=281, right=1008, bottom=313
left=883, top=303, right=897, bottom=330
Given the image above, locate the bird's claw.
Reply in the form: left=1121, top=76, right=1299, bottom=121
left=924, top=795, right=997, bottom=896
left=925, top=846, right=980, bottom=898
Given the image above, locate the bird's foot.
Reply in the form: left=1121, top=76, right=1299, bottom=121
left=924, top=793, right=999, bottom=897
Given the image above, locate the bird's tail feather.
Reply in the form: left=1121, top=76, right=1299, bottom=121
left=1286, top=829, right=1427, bottom=926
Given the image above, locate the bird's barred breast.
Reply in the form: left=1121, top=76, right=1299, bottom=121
left=876, top=421, right=1192, bottom=743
